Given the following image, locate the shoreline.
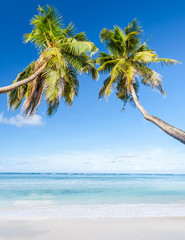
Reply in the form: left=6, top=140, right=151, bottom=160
left=1, top=203, right=185, bottom=218
left=0, top=217, right=185, bottom=240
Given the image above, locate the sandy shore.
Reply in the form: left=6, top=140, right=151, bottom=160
left=0, top=217, right=185, bottom=240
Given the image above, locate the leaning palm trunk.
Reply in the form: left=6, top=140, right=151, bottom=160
left=0, top=64, right=46, bottom=94
left=97, top=20, right=185, bottom=144
left=130, top=84, right=185, bottom=144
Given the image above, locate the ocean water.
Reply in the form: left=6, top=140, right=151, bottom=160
left=0, top=173, right=185, bottom=218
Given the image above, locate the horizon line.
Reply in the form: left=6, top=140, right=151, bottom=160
left=1, top=172, right=185, bottom=175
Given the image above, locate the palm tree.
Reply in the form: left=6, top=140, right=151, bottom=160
left=96, top=19, right=185, bottom=144
left=2, top=5, right=98, bottom=116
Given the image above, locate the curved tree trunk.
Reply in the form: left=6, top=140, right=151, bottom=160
left=130, top=84, right=185, bottom=144
left=0, top=64, right=46, bottom=94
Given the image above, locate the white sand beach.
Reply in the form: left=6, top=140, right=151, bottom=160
left=0, top=217, right=185, bottom=240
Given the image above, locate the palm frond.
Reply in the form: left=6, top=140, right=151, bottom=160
left=124, top=19, right=142, bottom=53
left=98, top=76, right=111, bottom=99
left=8, top=62, right=35, bottom=110
left=134, top=62, right=165, bottom=95
left=24, top=5, right=63, bottom=50
left=116, top=77, right=139, bottom=110
left=97, top=59, right=119, bottom=74
left=100, top=28, right=123, bottom=57
left=113, top=26, right=126, bottom=43
left=133, top=51, right=157, bottom=63
left=102, top=59, right=127, bottom=98
left=62, top=22, right=76, bottom=37
left=153, top=58, right=181, bottom=66
left=124, top=18, right=142, bottom=36
left=65, top=39, right=98, bottom=55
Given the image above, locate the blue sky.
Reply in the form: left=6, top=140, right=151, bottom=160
left=0, top=0, right=185, bottom=173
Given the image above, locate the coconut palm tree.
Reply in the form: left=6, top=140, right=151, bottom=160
left=96, top=19, right=185, bottom=144
left=2, top=5, right=98, bottom=116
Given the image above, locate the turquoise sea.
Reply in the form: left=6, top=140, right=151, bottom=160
left=1, top=173, right=185, bottom=218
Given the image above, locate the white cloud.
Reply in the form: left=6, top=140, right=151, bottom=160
left=0, top=112, right=44, bottom=127
left=2, top=147, right=185, bottom=173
